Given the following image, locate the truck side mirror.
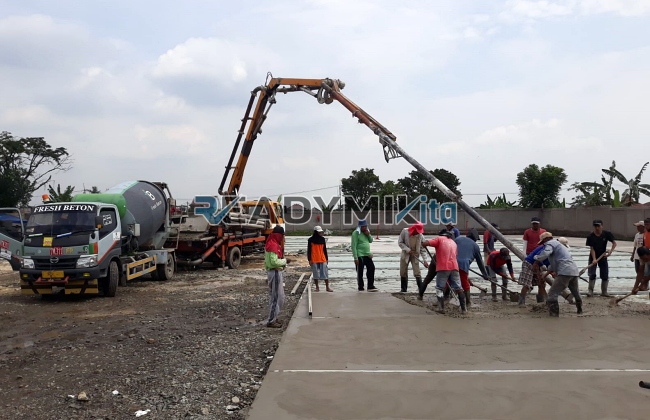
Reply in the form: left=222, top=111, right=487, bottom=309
left=94, top=216, right=104, bottom=229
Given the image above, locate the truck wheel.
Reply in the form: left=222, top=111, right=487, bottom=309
left=226, top=247, right=241, bottom=269
left=156, top=253, right=174, bottom=281
left=104, top=260, right=119, bottom=297
left=119, top=269, right=127, bottom=287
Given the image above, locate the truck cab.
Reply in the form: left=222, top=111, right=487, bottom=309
left=19, top=203, right=122, bottom=295
left=0, top=207, right=26, bottom=271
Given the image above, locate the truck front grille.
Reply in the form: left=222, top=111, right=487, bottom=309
left=33, top=257, right=78, bottom=270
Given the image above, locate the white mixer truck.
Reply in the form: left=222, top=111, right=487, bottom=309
left=19, top=181, right=177, bottom=297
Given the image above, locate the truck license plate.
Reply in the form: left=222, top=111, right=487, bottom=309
left=42, top=271, right=64, bottom=279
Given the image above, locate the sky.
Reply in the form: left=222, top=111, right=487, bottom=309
left=1, top=0, right=650, bottom=207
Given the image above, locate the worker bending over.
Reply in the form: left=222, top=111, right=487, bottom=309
left=421, top=229, right=466, bottom=314
left=487, top=248, right=516, bottom=302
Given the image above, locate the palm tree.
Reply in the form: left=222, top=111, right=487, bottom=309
left=602, top=161, right=650, bottom=205
left=46, top=184, right=75, bottom=202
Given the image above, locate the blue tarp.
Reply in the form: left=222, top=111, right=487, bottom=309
left=0, top=213, right=24, bottom=224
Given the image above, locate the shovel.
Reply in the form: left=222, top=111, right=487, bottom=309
left=579, top=251, right=610, bottom=276
left=469, top=268, right=519, bottom=302
left=610, top=291, right=634, bottom=307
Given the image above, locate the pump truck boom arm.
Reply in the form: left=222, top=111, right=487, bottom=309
left=218, top=76, right=400, bottom=199
left=219, top=74, right=559, bottom=276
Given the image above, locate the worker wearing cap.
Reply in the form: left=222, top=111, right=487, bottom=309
left=398, top=221, right=428, bottom=293
left=633, top=247, right=650, bottom=293
left=352, top=219, right=378, bottom=292
left=522, top=217, right=546, bottom=255
left=421, top=229, right=466, bottom=314
left=446, top=222, right=460, bottom=239
left=534, top=232, right=582, bottom=317
left=454, top=228, right=488, bottom=307
left=585, top=219, right=617, bottom=297
left=632, top=221, right=645, bottom=276
left=487, top=248, right=516, bottom=301
left=483, top=223, right=498, bottom=265
left=308, top=226, right=332, bottom=292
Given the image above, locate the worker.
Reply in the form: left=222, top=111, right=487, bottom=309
left=517, top=243, right=550, bottom=306
left=522, top=217, right=546, bottom=255
left=352, top=220, right=378, bottom=292
left=398, top=221, right=428, bottom=293
left=265, top=225, right=289, bottom=328
left=483, top=223, right=498, bottom=264
left=454, top=228, right=489, bottom=307
left=487, top=248, right=516, bottom=301
left=586, top=219, right=617, bottom=297
left=421, top=229, right=466, bottom=314
left=533, top=232, right=582, bottom=317
left=632, top=221, right=645, bottom=277
left=308, top=226, right=332, bottom=292
left=446, top=222, right=460, bottom=239
left=632, top=246, right=650, bottom=293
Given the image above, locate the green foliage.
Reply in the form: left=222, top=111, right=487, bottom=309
left=397, top=168, right=461, bottom=204
left=46, top=184, right=76, bottom=203
left=341, top=168, right=382, bottom=210
left=571, top=160, right=650, bottom=207
left=516, top=164, right=568, bottom=208
left=478, top=194, right=519, bottom=209
left=377, top=180, right=405, bottom=210
left=0, top=131, right=71, bottom=207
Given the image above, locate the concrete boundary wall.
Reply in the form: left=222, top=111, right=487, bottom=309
left=284, top=208, right=650, bottom=239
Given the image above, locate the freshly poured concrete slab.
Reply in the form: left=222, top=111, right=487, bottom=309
left=248, top=292, right=650, bottom=420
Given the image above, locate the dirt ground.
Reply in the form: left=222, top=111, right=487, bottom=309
left=394, top=291, right=650, bottom=319
left=0, top=254, right=309, bottom=419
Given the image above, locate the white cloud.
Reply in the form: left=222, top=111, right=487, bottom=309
left=502, top=0, right=650, bottom=20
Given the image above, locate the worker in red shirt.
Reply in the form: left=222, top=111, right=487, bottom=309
left=522, top=217, right=546, bottom=255
left=421, top=229, right=466, bottom=315
left=487, top=248, right=517, bottom=301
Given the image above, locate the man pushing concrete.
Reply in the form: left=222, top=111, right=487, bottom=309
left=454, top=228, right=489, bottom=307
left=486, top=248, right=516, bottom=301
left=398, top=221, right=429, bottom=293
left=421, top=229, right=466, bottom=314
left=533, top=232, right=582, bottom=317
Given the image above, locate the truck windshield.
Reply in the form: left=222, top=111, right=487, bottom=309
left=26, top=211, right=96, bottom=236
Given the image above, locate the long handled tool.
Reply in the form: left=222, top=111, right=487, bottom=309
left=640, top=381, right=650, bottom=389
left=469, top=268, right=519, bottom=302
left=610, top=291, right=634, bottom=307
left=579, top=251, right=610, bottom=276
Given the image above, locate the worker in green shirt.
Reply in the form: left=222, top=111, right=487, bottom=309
left=352, top=219, right=378, bottom=292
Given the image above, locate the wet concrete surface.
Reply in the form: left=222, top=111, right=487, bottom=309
left=285, top=235, right=644, bottom=301
left=248, top=291, right=650, bottom=420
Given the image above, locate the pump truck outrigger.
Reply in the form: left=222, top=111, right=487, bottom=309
left=19, top=181, right=178, bottom=297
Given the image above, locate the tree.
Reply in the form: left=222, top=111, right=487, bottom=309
left=377, top=180, right=406, bottom=210
left=83, top=185, right=101, bottom=194
left=341, top=168, right=383, bottom=210
left=602, top=161, right=650, bottom=206
left=397, top=169, right=461, bottom=204
left=478, top=194, right=519, bottom=209
left=0, top=131, right=71, bottom=207
left=570, top=160, right=650, bottom=207
left=516, top=164, right=567, bottom=208
left=46, top=184, right=76, bottom=202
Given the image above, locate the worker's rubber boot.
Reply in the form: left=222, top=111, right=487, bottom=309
left=400, top=277, right=408, bottom=293
left=491, top=283, right=498, bottom=302
left=536, top=293, right=545, bottom=303
left=436, top=297, right=446, bottom=314
left=600, top=281, right=612, bottom=297
left=415, top=276, right=423, bottom=293
left=443, top=287, right=451, bottom=301
left=465, top=290, right=471, bottom=307
left=518, top=294, right=526, bottom=306
left=457, top=291, right=467, bottom=314
left=547, top=301, right=560, bottom=317
left=576, top=300, right=583, bottom=314
left=418, top=278, right=431, bottom=301
left=587, top=279, right=596, bottom=297
left=501, top=280, right=509, bottom=301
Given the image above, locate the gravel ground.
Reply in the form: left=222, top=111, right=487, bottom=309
left=0, top=254, right=309, bottom=419
left=394, top=291, right=650, bottom=319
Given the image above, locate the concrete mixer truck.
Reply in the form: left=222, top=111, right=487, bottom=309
left=19, top=180, right=178, bottom=297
